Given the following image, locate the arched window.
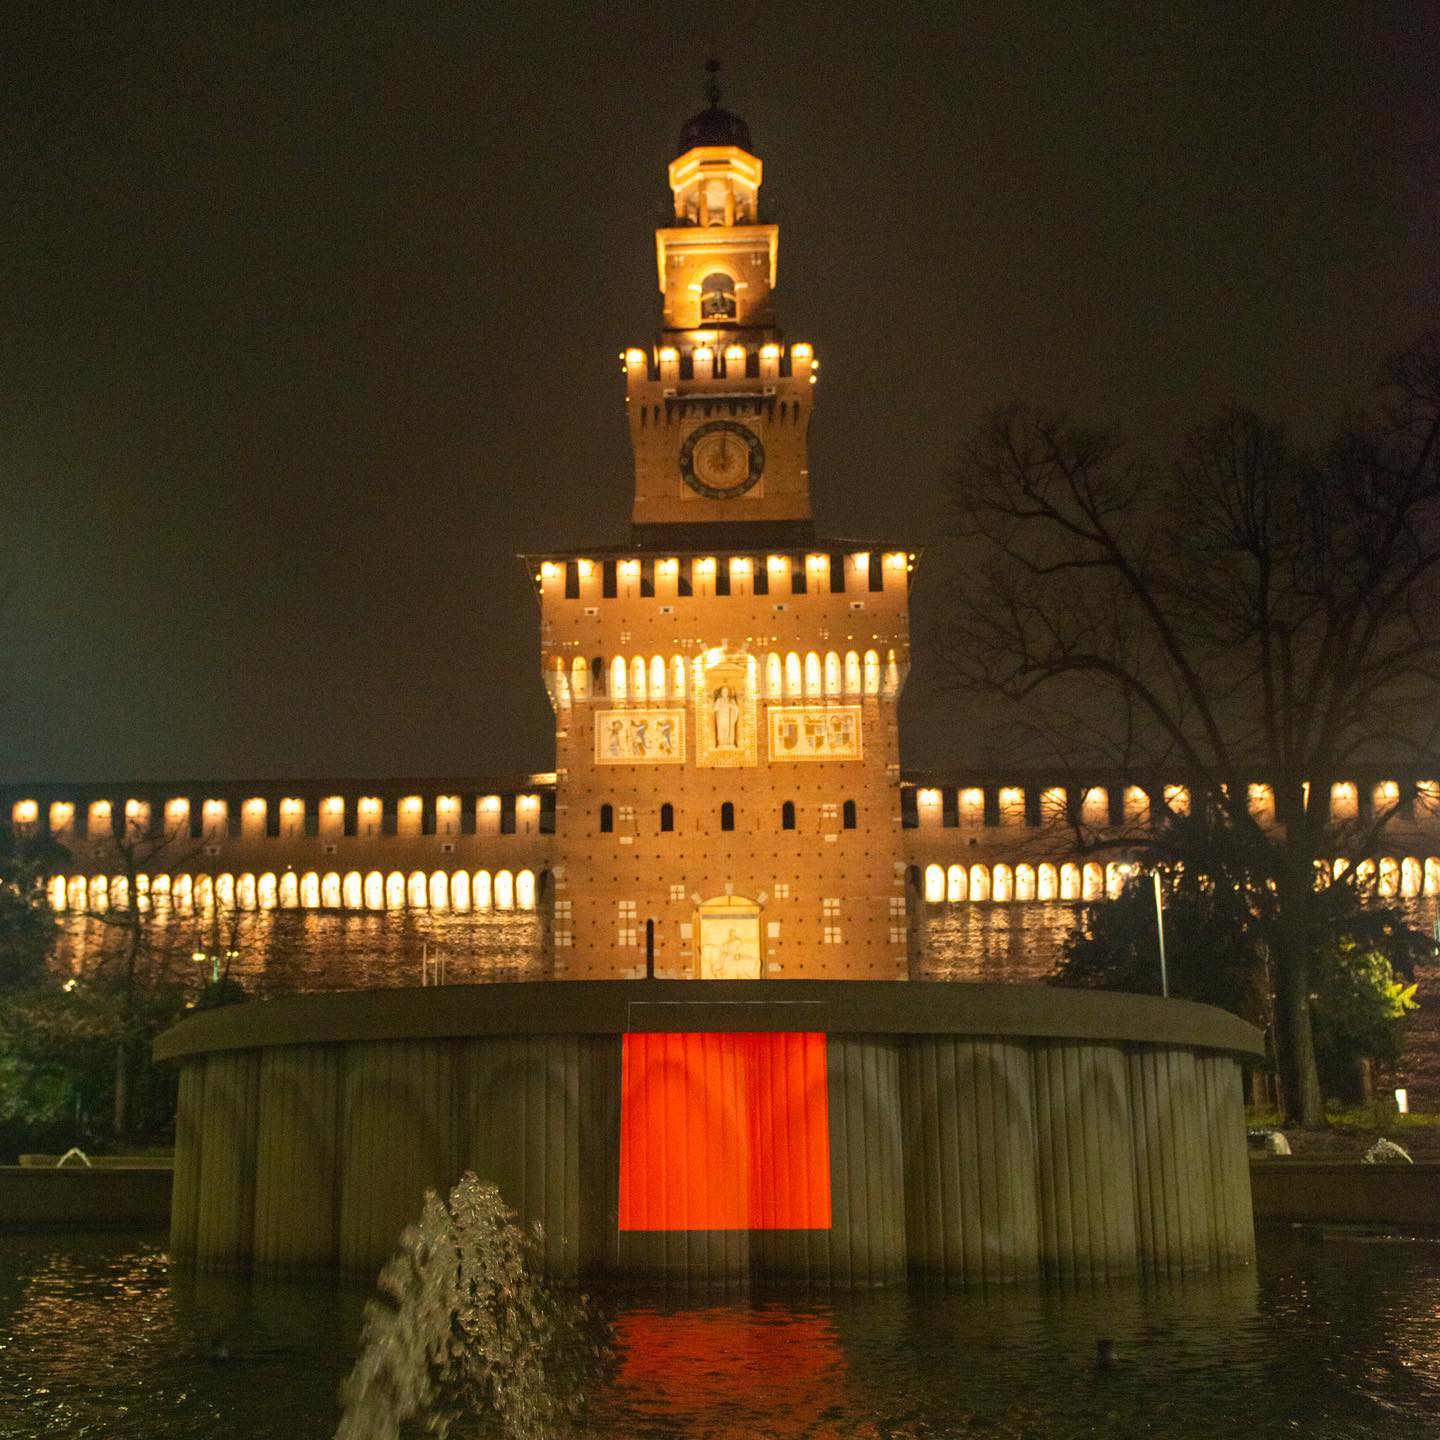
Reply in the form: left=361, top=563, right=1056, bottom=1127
left=429, top=870, right=449, bottom=910
left=407, top=870, right=428, bottom=908
left=515, top=869, right=536, bottom=910
left=494, top=869, right=515, bottom=910
left=785, top=652, right=803, bottom=697
left=364, top=871, right=385, bottom=910
left=782, top=800, right=796, bottom=831
left=804, top=651, right=822, bottom=695
left=600, top=803, right=614, bottom=833
left=946, top=864, right=967, bottom=903
left=473, top=870, right=492, bottom=909
left=278, top=872, right=298, bottom=908
left=720, top=801, right=735, bottom=832
left=863, top=649, right=881, bottom=694
left=571, top=656, right=589, bottom=700
left=450, top=869, right=471, bottom=911
left=610, top=656, right=627, bottom=700
left=1059, top=863, right=1080, bottom=901
left=1037, top=863, right=1058, bottom=901
left=969, top=864, right=991, bottom=902
left=700, top=271, right=737, bottom=321
left=630, top=656, right=646, bottom=701
left=660, top=803, right=674, bottom=832
left=1401, top=856, right=1422, bottom=899
left=386, top=871, right=406, bottom=910
left=341, top=871, right=362, bottom=908
left=842, top=799, right=857, bottom=829
left=824, top=651, right=842, bottom=695
left=766, top=652, right=783, bottom=698
left=923, top=864, right=945, bottom=904
left=300, top=872, right=320, bottom=908
left=591, top=657, right=605, bottom=695
left=650, top=654, right=666, bottom=700
left=1378, top=856, right=1400, bottom=898
left=670, top=654, right=686, bottom=699
left=844, top=651, right=862, bottom=693
left=992, top=864, right=1013, bottom=902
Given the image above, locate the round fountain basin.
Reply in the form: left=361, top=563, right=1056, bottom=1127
left=156, top=980, right=1263, bottom=1287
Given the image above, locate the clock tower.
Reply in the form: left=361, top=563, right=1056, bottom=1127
left=531, top=76, right=913, bottom=982
left=626, top=71, right=816, bottom=539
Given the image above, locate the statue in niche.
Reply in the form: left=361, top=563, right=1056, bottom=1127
left=712, top=685, right=741, bottom=749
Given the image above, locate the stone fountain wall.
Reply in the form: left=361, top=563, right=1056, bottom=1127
left=160, top=981, right=1260, bottom=1287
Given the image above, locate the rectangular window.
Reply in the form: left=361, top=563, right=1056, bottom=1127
left=618, top=900, right=638, bottom=948
left=678, top=566, right=693, bottom=597
left=602, top=560, right=618, bottom=598
left=829, top=553, right=846, bottom=593
left=640, top=558, right=655, bottom=597
left=564, top=561, right=580, bottom=599
left=790, top=563, right=807, bottom=596
left=869, top=553, right=884, bottom=591
left=670, top=884, right=687, bottom=902
left=753, top=563, right=768, bottom=596
left=889, top=896, right=907, bottom=943
left=773, top=882, right=790, bottom=899
left=715, top=563, right=731, bottom=597
left=822, top=898, right=841, bottom=945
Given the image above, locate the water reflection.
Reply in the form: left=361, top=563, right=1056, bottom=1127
left=2, top=1230, right=1438, bottom=1438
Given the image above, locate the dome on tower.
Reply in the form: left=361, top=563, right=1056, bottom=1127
left=676, top=102, right=753, bottom=157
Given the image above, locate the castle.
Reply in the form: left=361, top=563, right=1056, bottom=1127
left=7, top=89, right=1440, bottom=1096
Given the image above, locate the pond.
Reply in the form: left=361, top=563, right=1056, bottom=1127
left=1, top=1226, right=1436, bottom=1438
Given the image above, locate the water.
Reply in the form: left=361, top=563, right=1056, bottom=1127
left=2, top=1227, right=1437, bottom=1438
left=337, top=1174, right=588, bottom=1440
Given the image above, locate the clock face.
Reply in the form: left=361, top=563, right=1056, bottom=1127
left=679, top=420, right=764, bottom=500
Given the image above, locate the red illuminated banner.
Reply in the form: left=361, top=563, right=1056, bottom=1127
left=618, top=1031, right=832, bottom=1231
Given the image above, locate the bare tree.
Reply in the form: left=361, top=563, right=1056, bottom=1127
left=941, top=334, right=1440, bottom=1126
left=79, top=817, right=197, bottom=1137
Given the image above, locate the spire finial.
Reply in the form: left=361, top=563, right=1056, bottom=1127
left=705, top=58, right=721, bottom=108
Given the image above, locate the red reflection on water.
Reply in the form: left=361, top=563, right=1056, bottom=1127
left=619, top=1032, right=832, bottom=1232
left=611, top=1307, right=865, bottom=1439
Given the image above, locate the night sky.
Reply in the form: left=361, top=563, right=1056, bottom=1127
left=3, top=6, right=1436, bottom=785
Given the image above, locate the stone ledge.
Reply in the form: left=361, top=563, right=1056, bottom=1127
left=1250, top=1158, right=1440, bottom=1227
left=154, top=979, right=1264, bottom=1063
left=0, top=1166, right=173, bottom=1228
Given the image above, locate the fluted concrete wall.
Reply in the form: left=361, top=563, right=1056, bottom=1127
left=168, top=1028, right=1253, bottom=1287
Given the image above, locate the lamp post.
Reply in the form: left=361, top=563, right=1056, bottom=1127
left=1152, top=869, right=1170, bottom=999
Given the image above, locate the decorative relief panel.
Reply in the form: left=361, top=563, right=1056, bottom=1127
left=767, top=705, right=863, bottom=762
left=695, top=895, right=764, bottom=979
left=594, top=709, right=686, bottom=763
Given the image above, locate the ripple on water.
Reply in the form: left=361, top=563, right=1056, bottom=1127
left=1, top=1230, right=1437, bottom=1439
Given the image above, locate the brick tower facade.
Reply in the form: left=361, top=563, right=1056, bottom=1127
left=532, top=86, right=913, bottom=981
